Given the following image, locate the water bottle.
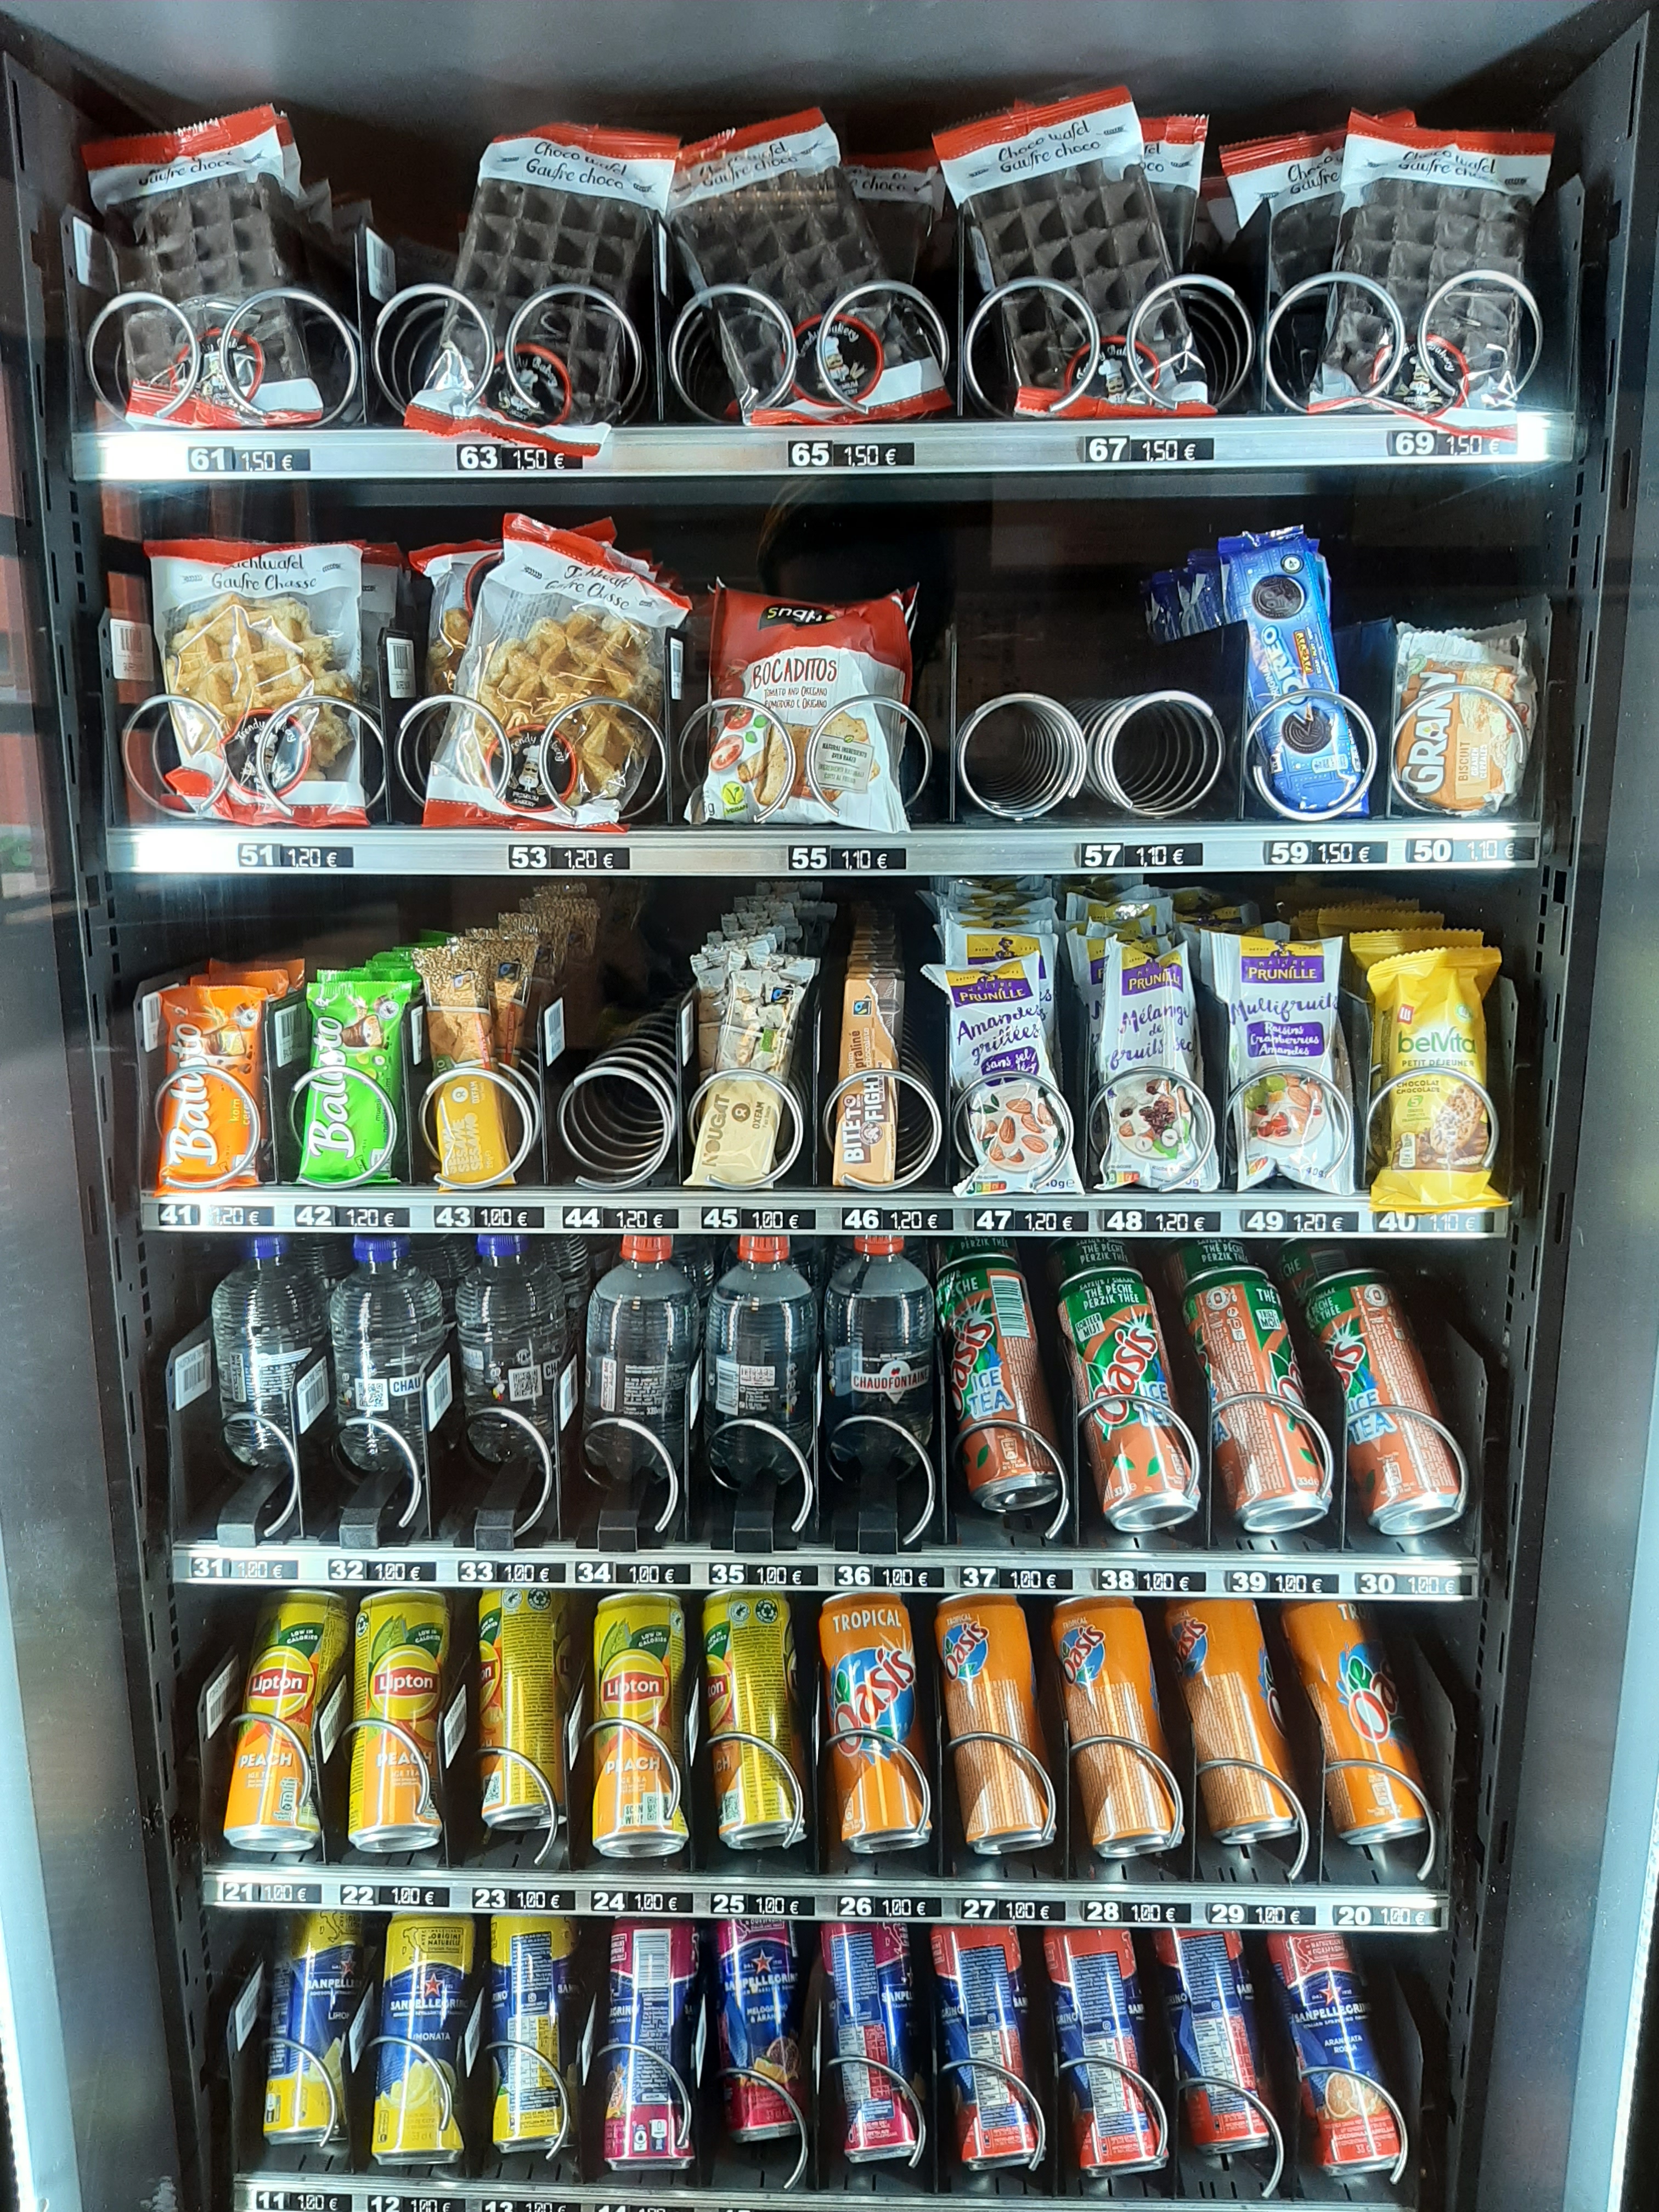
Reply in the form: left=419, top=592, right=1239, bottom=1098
left=824, top=1235, right=935, bottom=1476
left=211, top=1235, right=330, bottom=1468
left=413, top=1234, right=477, bottom=1324
left=678, top=1236, right=716, bottom=1317
left=291, top=1238, right=354, bottom=1295
left=720, top=1234, right=826, bottom=1295
left=706, top=1235, right=819, bottom=1488
left=584, top=1236, right=698, bottom=1486
left=329, top=1237, right=448, bottom=1477
left=454, top=1235, right=568, bottom=1465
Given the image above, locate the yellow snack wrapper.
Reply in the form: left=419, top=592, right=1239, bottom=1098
left=1344, top=924, right=1485, bottom=995
left=411, top=946, right=514, bottom=1186
left=688, top=1075, right=782, bottom=1185
left=1367, top=944, right=1504, bottom=1212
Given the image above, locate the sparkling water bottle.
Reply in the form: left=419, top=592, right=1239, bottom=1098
left=824, top=1235, right=935, bottom=1475
left=329, top=1236, right=448, bottom=1476
left=706, top=1235, right=819, bottom=1488
left=211, top=1235, right=330, bottom=1468
left=455, top=1235, right=569, bottom=1464
left=584, top=1236, right=698, bottom=1486
left=553, top=1234, right=592, bottom=1354
left=677, top=1235, right=717, bottom=1318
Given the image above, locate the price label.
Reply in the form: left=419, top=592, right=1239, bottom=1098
left=433, top=1203, right=545, bottom=1232
left=469, top=1884, right=577, bottom=1913
left=698, top=1205, right=814, bottom=1233
left=787, top=844, right=907, bottom=872
left=187, top=445, right=310, bottom=473
left=458, top=1558, right=566, bottom=1586
left=957, top=1895, right=1065, bottom=1922
left=576, top=1559, right=691, bottom=1587
left=1403, top=832, right=1536, bottom=866
left=156, top=1200, right=201, bottom=1227
left=1239, top=1207, right=1361, bottom=1234
left=364, top=1882, right=449, bottom=1909
left=562, top=1205, right=676, bottom=1232
left=457, top=441, right=581, bottom=472
left=507, top=843, right=629, bottom=871
left=788, top=439, right=915, bottom=470
left=236, top=841, right=353, bottom=870
left=708, top=1891, right=817, bottom=1918
left=606, top=1890, right=691, bottom=1915
left=1078, top=840, right=1203, bottom=871
left=190, top=1554, right=299, bottom=1581
left=958, top=1565, right=1074, bottom=1593
left=1389, top=426, right=1514, bottom=459
left=209, top=1204, right=275, bottom=1229
left=1261, top=837, right=1386, bottom=867
left=326, top=1556, right=438, bottom=1585
left=1225, top=1568, right=1338, bottom=1596
left=1082, top=435, right=1216, bottom=465
left=1075, top=1898, right=1193, bottom=1925
left=1334, top=1900, right=1443, bottom=1929
left=709, top=1561, right=819, bottom=1588
left=1355, top=1570, right=1471, bottom=1599
left=215, top=1876, right=322, bottom=1906
left=1207, top=1900, right=1316, bottom=1928
left=834, top=1893, right=943, bottom=1920
left=840, top=1205, right=951, bottom=1234
left=1094, top=1566, right=1207, bottom=1594
left=971, top=1206, right=1090, bottom=1234
left=248, top=2191, right=349, bottom=2212
left=1373, top=1210, right=1494, bottom=1236
left=338, top=1205, right=410, bottom=1231
left=834, top=1561, right=947, bottom=1590
left=1096, top=1206, right=1222, bottom=1235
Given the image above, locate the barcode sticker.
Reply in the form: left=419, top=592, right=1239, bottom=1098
left=317, top=1676, right=346, bottom=1764
left=294, top=1356, right=330, bottom=1436
left=679, top=999, right=694, bottom=1065
left=141, top=992, right=162, bottom=1055
left=669, top=635, right=684, bottom=700
left=234, top=1962, right=263, bottom=2052
left=172, top=1340, right=213, bottom=1412
left=543, top=997, right=565, bottom=1064
left=365, top=227, right=397, bottom=303
left=425, top=1354, right=453, bottom=1431
left=204, top=1652, right=239, bottom=1739
left=566, top=1684, right=584, bottom=1779
left=348, top=1982, right=373, bottom=2068
left=385, top=635, right=416, bottom=700
left=442, top=1683, right=467, bottom=1768
left=269, top=1000, right=304, bottom=1069
left=462, top=1988, right=483, bottom=2072
left=109, top=616, right=155, bottom=684
left=989, top=1267, right=1030, bottom=1339
left=558, top=1358, right=577, bottom=1427
left=689, top=1354, right=702, bottom=1429
left=693, top=1988, right=708, bottom=2081
left=72, top=212, right=111, bottom=291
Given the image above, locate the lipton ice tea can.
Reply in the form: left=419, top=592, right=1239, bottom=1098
left=1290, top=1261, right=1463, bottom=1534
left=264, top=1910, right=364, bottom=2146
left=1171, top=1241, right=1329, bottom=1533
left=1051, top=1598, right=1178, bottom=1855
left=704, top=1592, right=805, bottom=1850
left=1282, top=1601, right=1427, bottom=1847
left=935, top=1595, right=1051, bottom=1854
left=819, top=1593, right=931, bottom=1852
left=1165, top=1599, right=1300, bottom=1846
left=348, top=1593, right=449, bottom=1852
left=225, top=1591, right=349, bottom=1853
left=479, top=1586, right=570, bottom=1830
left=371, top=1914, right=472, bottom=2164
left=937, top=1244, right=1063, bottom=1512
left=592, top=1594, right=690, bottom=1859
left=1056, top=1246, right=1197, bottom=1530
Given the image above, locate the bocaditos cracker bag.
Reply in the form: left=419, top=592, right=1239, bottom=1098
left=1367, top=944, right=1504, bottom=1212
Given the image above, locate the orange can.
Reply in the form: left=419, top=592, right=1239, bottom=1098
left=935, top=1595, right=1052, bottom=1854
left=1282, top=1602, right=1427, bottom=1846
left=819, top=1593, right=932, bottom=1852
left=1051, top=1598, right=1179, bottom=1855
left=1165, top=1599, right=1300, bottom=1847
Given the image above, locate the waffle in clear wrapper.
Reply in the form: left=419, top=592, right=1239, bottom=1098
left=669, top=109, right=949, bottom=423
left=1141, top=115, right=1208, bottom=272
left=1316, top=112, right=1553, bottom=410
left=844, top=151, right=947, bottom=285
left=407, top=124, right=677, bottom=452
left=83, top=106, right=324, bottom=427
left=936, top=87, right=1203, bottom=414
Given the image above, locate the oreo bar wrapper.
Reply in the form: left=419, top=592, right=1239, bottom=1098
left=297, top=970, right=414, bottom=1185
left=1221, top=528, right=1368, bottom=816
left=1212, top=933, right=1350, bottom=1195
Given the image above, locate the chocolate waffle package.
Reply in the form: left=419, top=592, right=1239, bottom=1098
left=1096, top=934, right=1215, bottom=1190
left=1220, top=527, right=1370, bottom=817
left=84, top=107, right=323, bottom=428
left=145, top=538, right=370, bottom=825
left=844, top=151, right=947, bottom=284
left=1141, top=115, right=1209, bottom=270
left=410, top=541, right=499, bottom=696
left=1212, top=933, right=1351, bottom=1194
left=935, top=87, right=1202, bottom=414
left=424, top=514, right=689, bottom=829
left=407, top=123, right=677, bottom=453
left=1391, top=622, right=1536, bottom=815
left=1317, top=112, right=1554, bottom=410
left=669, top=110, right=950, bottom=424
left=695, top=586, right=916, bottom=830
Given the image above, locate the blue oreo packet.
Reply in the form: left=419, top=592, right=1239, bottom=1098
left=1220, top=526, right=1368, bottom=816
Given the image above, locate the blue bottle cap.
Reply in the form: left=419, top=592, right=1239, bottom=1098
left=249, top=1234, right=289, bottom=1261
left=354, top=1234, right=410, bottom=1263
left=477, top=1234, right=525, bottom=1259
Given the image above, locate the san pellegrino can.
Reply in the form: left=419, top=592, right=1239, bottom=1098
left=1155, top=1929, right=1273, bottom=2157
left=1265, top=1932, right=1401, bottom=2173
left=604, top=1920, right=699, bottom=2168
left=932, top=1924, right=1040, bottom=2168
left=490, top=1914, right=579, bottom=2149
left=372, top=1914, right=472, bottom=2165
left=821, top=1921, right=919, bottom=2162
left=714, top=1919, right=808, bottom=2141
left=348, top=1593, right=449, bottom=1852
left=264, top=1910, right=364, bottom=2146
left=1045, top=1926, right=1163, bottom=2173
left=224, top=1590, right=348, bottom=1853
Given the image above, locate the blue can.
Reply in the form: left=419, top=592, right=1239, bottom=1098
left=1045, top=1927, right=1164, bottom=2173
left=714, top=1920, right=807, bottom=2143
left=1154, top=1930, right=1273, bottom=2159
left=1265, top=1933, right=1401, bottom=2174
left=265, top=1911, right=364, bottom=2146
left=820, top=1921, right=919, bottom=2162
left=605, top=1920, right=700, bottom=2169
left=930, top=1925, right=1040, bottom=2169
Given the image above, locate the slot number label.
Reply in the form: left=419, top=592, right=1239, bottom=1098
left=1079, top=840, right=1203, bottom=870
left=1206, top=1901, right=1316, bottom=1927
left=247, top=2192, right=349, bottom=2211
left=588, top=1889, right=692, bottom=1915
left=957, top=1895, right=1065, bottom=1922
left=699, top=1206, right=814, bottom=1233
left=1373, top=1210, right=1494, bottom=1235
left=1356, top=1571, right=1471, bottom=1599
left=709, top=1561, right=819, bottom=1588
left=1076, top=1899, right=1193, bottom=1925
left=507, top=843, right=628, bottom=871
left=788, top=845, right=906, bottom=872
left=457, top=1558, right=566, bottom=1585
left=787, top=439, right=915, bottom=470
left=1240, top=1209, right=1360, bottom=1234
left=573, top=1560, right=692, bottom=1587
left=1097, top=1207, right=1222, bottom=1234
left=469, top=1886, right=575, bottom=1912
left=562, top=1205, right=676, bottom=1232
left=1226, top=1569, right=1337, bottom=1596
left=188, top=445, right=309, bottom=473
left=326, top=1557, right=439, bottom=1584
left=1404, top=833, right=1536, bottom=865
left=1390, top=427, right=1513, bottom=459
left=972, top=1206, right=1089, bottom=1233
left=1334, top=1901, right=1443, bottom=1929
left=458, top=441, right=581, bottom=471
left=237, top=842, right=353, bottom=870
left=959, top=1565, right=1074, bottom=1593
left=216, top=1878, right=321, bottom=1906
left=337, top=1882, right=447, bottom=1909
left=434, top=1204, right=546, bottom=1230
left=709, top=1892, right=816, bottom=1918
left=833, top=1893, right=943, bottom=1920
left=156, top=1201, right=202, bottom=1227
left=842, top=1206, right=951, bottom=1233
left=1082, top=435, right=1216, bottom=465
left=1094, top=1566, right=1207, bottom=1594
left=1261, top=837, right=1385, bottom=867
left=834, top=1562, right=946, bottom=1590
left=189, top=1554, right=298, bottom=1581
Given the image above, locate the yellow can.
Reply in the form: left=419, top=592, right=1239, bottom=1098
left=591, top=1593, right=689, bottom=1859
left=490, top=1914, right=579, bottom=2148
left=348, top=1593, right=449, bottom=1852
left=371, top=1914, right=472, bottom=2165
left=480, top=1587, right=573, bottom=1829
left=703, top=1592, right=804, bottom=1849
left=224, top=1591, right=349, bottom=1853
left=264, top=1910, right=364, bottom=2145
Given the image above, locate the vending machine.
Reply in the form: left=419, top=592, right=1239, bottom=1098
left=0, top=5, right=1652, bottom=2211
